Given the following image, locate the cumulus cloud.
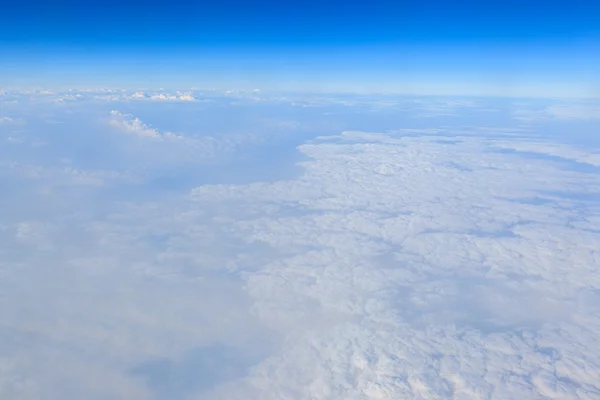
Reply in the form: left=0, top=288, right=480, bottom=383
left=128, top=91, right=196, bottom=101
left=108, top=110, right=164, bottom=138
left=178, top=94, right=195, bottom=101
left=130, top=91, right=146, bottom=100
left=1, top=88, right=202, bottom=104
left=149, top=93, right=178, bottom=101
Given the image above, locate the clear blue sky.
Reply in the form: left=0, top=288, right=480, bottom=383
left=1, top=0, right=599, bottom=96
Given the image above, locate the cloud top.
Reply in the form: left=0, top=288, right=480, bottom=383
left=1, top=94, right=600, bottom=399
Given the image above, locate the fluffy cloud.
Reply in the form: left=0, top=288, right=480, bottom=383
left=129, top=92, right=196, bottom=101
left=1, top=88, right=200, bottom=104
left=1, top=96, right=600, bottom=399
left=104, top=110, right=266, bottom=166
left=109, top=110, right=161, bottom=138
left=108, top=110, right=183, bottom=139
left=187, top=130, right=600, bottom=399
left=178, top=94, right=195, bottom=101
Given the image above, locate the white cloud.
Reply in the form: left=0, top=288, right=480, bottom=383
left=150, top=93, right=178, bottom=101
left=127, top=91, right=196, bottom=101
left=1, top=96, right=600, bottom=399
left=1, top=88, right=201, bottom=104
left=186, top=130, right=600, bottom=399
left=178, top=94, right=195, bottom=101
left=130, top=91, right=146, bottom=99
left=108, top=110, right=162, bottom=138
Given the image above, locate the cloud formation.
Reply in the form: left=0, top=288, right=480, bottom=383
left=129, top=92, right=196, bottom=101
left=187, top=130, right=600, bottom=399
left=1, top=93, right=599, bottom=399
left=109, top=110, right=160, bottom=137
left=109, top=110, right=183, bottom=139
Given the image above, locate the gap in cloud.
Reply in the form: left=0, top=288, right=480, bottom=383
left=130, top=343, right=265, bottom=400
left=387, top=273, right=572, bottom=335
left=491, top=148, right=600, bottom=174
left=536, top=119, right=600, bottom=148
left=541, top=190, right=600, bottom=203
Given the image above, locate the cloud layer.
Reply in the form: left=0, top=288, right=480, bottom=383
left=186, top=130, right=600, bottom=399
left=0, top=93, right=599, bottom=399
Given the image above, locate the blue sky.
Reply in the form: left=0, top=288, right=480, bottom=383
left=1, top=0, right=599, bottom=95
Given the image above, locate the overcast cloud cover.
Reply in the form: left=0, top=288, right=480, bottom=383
left=1, top=90, right=600, bottom=399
